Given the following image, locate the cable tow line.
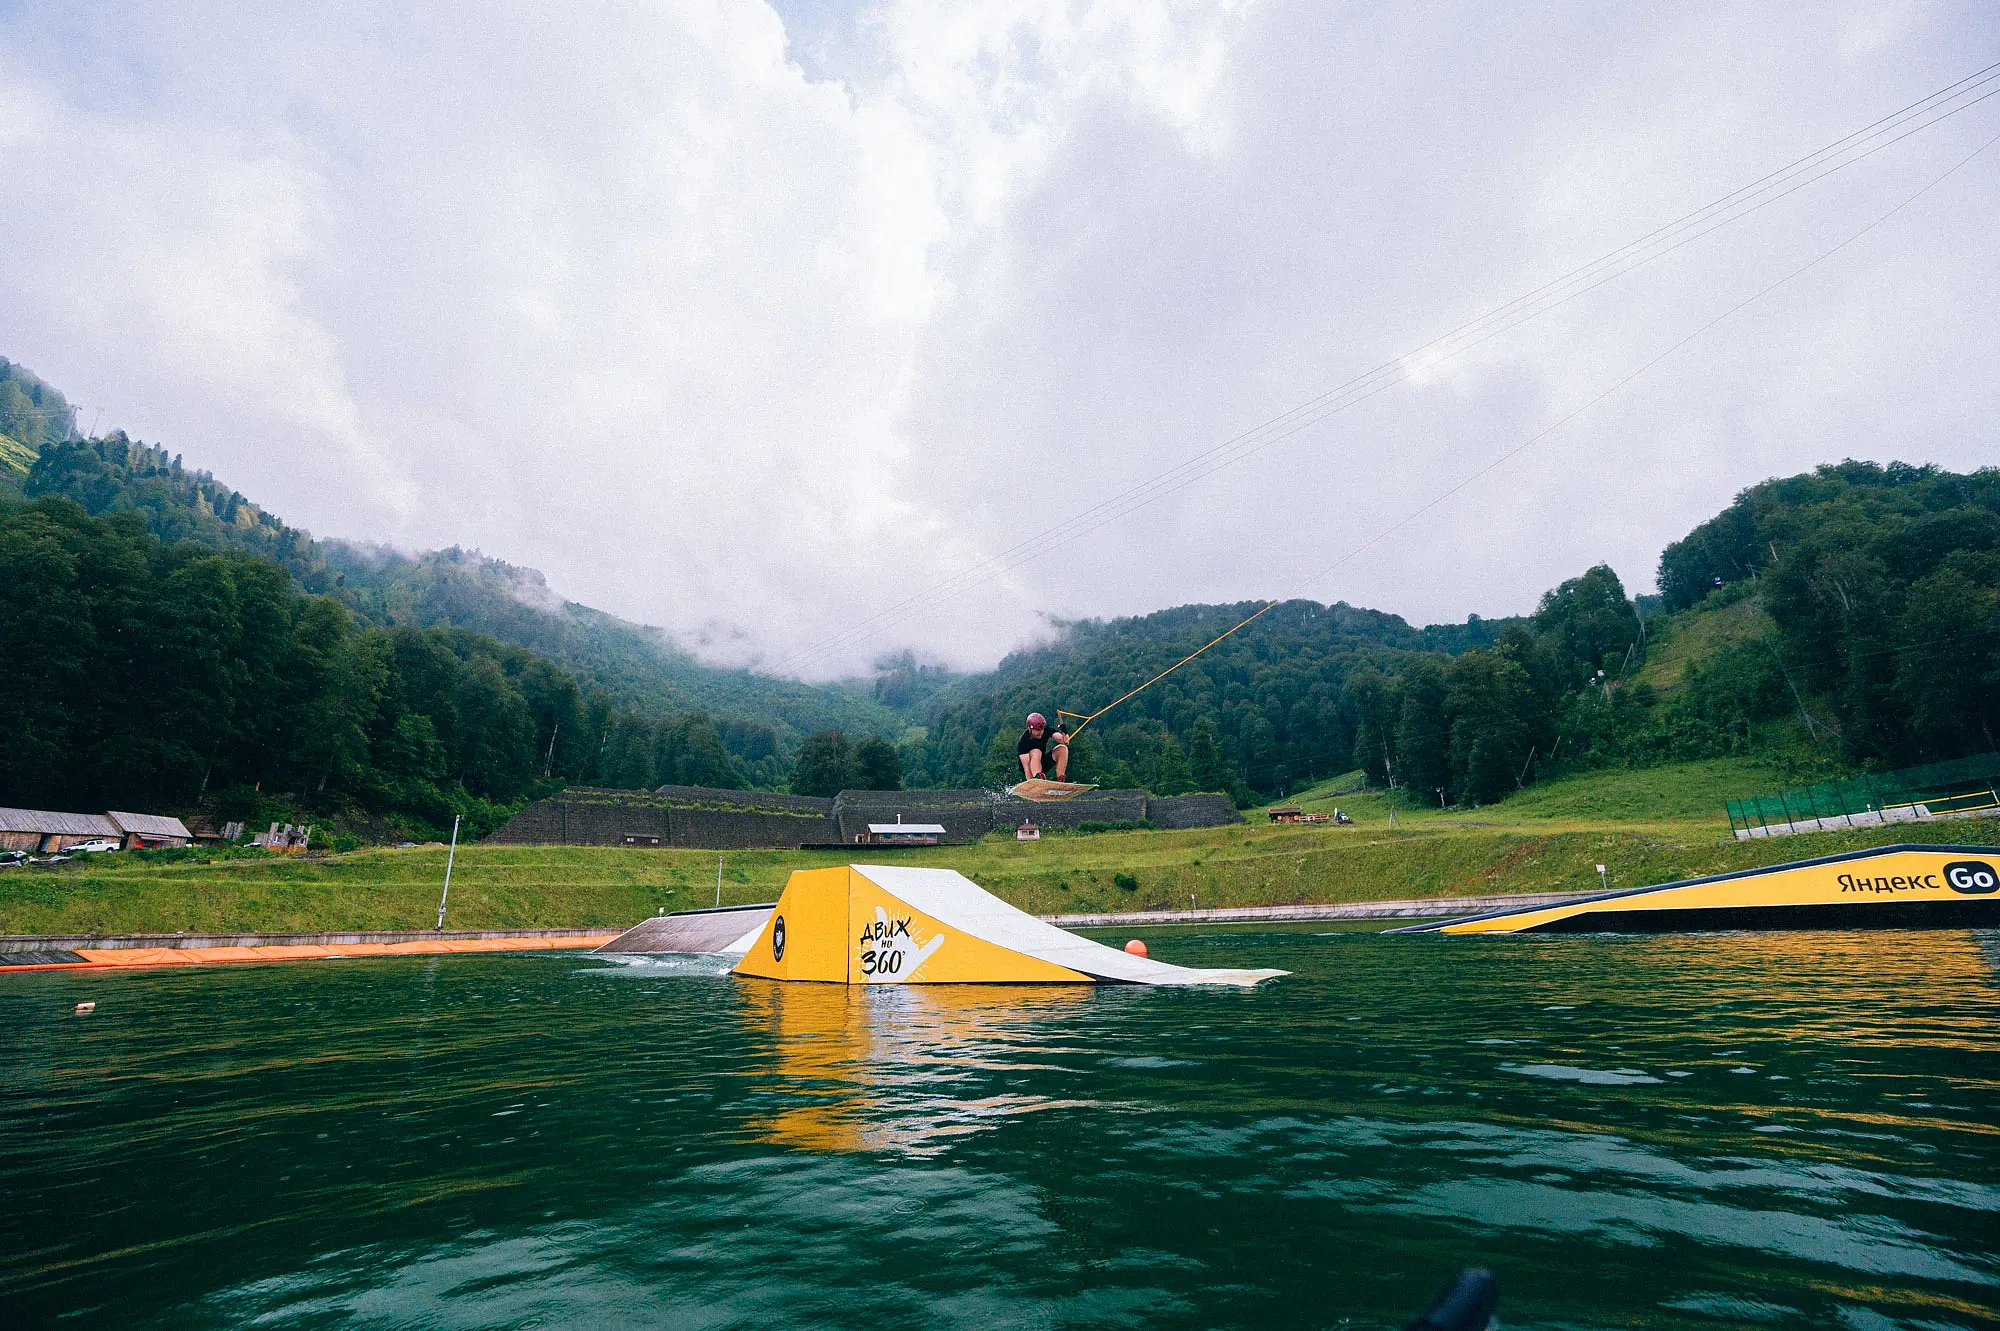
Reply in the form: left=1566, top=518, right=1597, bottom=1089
left=1054, top=120, right=2000, bottom=742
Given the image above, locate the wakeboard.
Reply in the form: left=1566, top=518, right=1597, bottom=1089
left=1007, top=779, right=1098, bottom=802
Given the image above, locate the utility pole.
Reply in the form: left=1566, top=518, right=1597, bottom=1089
left=435, top=815, right=461, bottom=930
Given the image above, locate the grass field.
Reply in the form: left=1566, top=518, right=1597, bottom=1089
left=5, top=760, right=1997, bottom=937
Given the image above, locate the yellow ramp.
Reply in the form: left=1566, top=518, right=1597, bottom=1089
left=732, top=865, right=1286, bottom=986
left=1395, top=844, right=2000, bottom=935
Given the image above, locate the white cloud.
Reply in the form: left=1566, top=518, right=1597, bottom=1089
left=0, top=1, right=1995, bottom=679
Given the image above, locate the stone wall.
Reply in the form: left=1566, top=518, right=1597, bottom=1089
left=487, top=783, right=1241, bottom=848
left=669, top=808, right=838, bottom=849
left=832, top=806, right=998, bottom=844
left=1146, top=793, right=1244, bottom=829
left=652, top=785, right=833, bottom=815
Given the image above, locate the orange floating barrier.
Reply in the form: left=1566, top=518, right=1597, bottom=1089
left=44, top=935, right=617, bottom=971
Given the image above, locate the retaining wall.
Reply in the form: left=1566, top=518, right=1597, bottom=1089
left=1146, top=793, right=1243, bottom=829
left=488, top=783, right=1242, bottom=849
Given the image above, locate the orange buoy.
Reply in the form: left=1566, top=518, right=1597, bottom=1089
left=1123, top=939, right=1147, bottom=957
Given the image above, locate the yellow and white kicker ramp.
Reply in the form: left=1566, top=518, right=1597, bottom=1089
left=1392, top=843, right=2000, bottom=935
left=732, top=865, right=1287, bottom=986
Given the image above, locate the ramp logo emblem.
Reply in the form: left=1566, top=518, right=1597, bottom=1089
left=1944, top=860, right=1998, bottom=895
left=856, top=906, right=945, bottom=981
left=772, top=914, right=787, bottom=960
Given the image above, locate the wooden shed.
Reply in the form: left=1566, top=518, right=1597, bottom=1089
left=859, top=822, right=945, bottom=846
left=0, top=807, right=121, bottom=852
left=108, top=811, right=194, bottom=849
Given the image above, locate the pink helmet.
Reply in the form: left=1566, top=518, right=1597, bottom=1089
left=1026, top=713, right=1046, bottom=728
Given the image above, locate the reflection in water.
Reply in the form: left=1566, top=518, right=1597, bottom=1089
left=741, top=980, right=1099, bottom=1153
left=0, top=929, right=1995, bottom=1328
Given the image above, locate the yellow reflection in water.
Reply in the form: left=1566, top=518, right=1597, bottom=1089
left=737, top=981, right=1100, bottom=1154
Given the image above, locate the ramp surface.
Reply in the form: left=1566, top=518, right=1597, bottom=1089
left=1394, top=844, right=2000, bottom=934
left=731, top=865, right=1285, bottom=986
left=595, top=903, right=774, bottom=955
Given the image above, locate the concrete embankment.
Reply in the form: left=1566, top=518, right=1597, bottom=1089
left=0, top=894, right=1597, bottom=972
left=0, top=928, right=616, bottom=971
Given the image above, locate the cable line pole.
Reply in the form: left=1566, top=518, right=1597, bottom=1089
left=435, top=815, right=461, bottom=931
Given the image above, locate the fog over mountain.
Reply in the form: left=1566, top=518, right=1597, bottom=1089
left=1, top=2, right=1994, bottom=677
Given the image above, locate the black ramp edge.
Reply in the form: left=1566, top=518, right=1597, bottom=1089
left=1523, top=898, right=2000, bottom=933
left=1391, top=842, right=2000, bottom=933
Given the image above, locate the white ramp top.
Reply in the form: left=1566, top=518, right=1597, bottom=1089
left=595, top=903, right=774, bottom=956
left=854, top=865, right=1286, bottom=987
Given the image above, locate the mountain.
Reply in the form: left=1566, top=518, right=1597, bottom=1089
left=8, top=357, right=1992, bottom=814
left=321, top=542, right=904, bottom=747
left=12, top=390, right=902, bottom=752
left=901, top=459, right=2000, bottom=805
left=0, top=358, right=79, bottom=500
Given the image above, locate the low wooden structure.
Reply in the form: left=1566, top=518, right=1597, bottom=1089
left=858, top=821, right=945, bottom=846
left=1267, top=807, right=1331, bottom=825
left=1, top=808, right=123, bottom=852
left=108, top=811, right=193, bottom=849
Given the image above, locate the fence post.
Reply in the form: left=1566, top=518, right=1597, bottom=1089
left=1777, top=790, right=1796, bottom=835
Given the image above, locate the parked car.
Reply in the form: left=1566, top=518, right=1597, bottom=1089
left=68, top=839, right=122, bottom=854
left=0, top=849, right=26, bottom=866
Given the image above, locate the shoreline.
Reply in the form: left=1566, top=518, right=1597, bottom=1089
left=0, top=894, right=1583, bottom=969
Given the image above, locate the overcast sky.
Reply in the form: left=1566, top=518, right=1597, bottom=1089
left=2, top=2, right=1996, bottom=677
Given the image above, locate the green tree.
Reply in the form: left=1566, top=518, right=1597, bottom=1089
left=982, top=727, right=1024, bottom=787
left=1151, top=732, right=1193, bottom=795
left=1894, top=567, right=2000, bottom=753
left=792, top=729, right=859, bottom=797
left=1445, top=649, right=1538, bottom=804
left=1187, top=717, right=1229, bottom=792
left=1534, top=564, right=1641, bottom=687
left=1344, top=669, right=1398, bottom=786
left=1394, top=657, right=1450, bottom=801
left=855, top=735, right=904, bottom=790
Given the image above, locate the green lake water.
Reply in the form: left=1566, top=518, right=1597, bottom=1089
left=2, top=929, right=1996, bottom=1328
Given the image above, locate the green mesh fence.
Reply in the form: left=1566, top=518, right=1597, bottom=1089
left=1725, top=752, right=2000, bottom=837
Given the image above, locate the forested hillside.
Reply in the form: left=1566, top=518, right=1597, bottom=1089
left=18, top=424, right=900, bottom=749
left=0, top=359, right=78, bottom=499
left=4, top=358, right=1992, bottom=831
left=321, top=542, right=902, bottom=742
left=905, top=461, right=1999, bottom=807
left=0, top=496, right=786, bottom=837
left=1655, top=460, right=2000, bottom=763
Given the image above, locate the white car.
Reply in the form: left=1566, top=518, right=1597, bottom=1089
left=68, top=839, right=122, bottom=854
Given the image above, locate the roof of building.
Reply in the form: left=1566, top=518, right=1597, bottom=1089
left=108, top=811, right=194, bottom=839
left=866, top=823, right=947, bottom=836
left=0, top=807, right=121, bottom=836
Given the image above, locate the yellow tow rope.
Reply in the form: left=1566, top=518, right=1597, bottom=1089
left=1055, top=599, right=1289, bottom=739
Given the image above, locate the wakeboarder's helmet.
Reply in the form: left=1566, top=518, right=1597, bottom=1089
left=1026, top=713, right=1046, bottom=729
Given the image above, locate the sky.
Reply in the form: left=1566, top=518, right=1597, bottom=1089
left=2, top=2, right=1996, bottom=679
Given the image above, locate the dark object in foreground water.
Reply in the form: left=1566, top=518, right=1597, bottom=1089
left=1406, top=1268, right=1497, bottom=1331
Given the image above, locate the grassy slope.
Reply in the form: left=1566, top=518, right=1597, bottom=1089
left=7, top=760, right=1997, bottom=936
left=1631, top=594, right=1774, bottom=692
